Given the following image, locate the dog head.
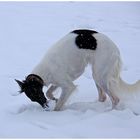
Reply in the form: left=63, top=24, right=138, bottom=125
left=15, top=74, right=48, bottom=108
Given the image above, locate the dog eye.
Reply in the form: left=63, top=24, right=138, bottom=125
left=32, top=87, right=37, bottom=92
left=31, top=83, right=38, bottom=87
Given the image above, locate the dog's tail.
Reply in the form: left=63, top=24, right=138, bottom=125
left=110, top=57, right=140, bottom=100
left=117, top=77, right=140, bottom=98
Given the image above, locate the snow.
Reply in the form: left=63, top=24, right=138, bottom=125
left=0, top=1, right=140, bottom=138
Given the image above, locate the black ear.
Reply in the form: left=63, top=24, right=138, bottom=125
left=15, top=79, right=24, bottom=93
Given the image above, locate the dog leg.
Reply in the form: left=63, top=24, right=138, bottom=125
left=54, top=84, right=76, bottom=111
left=46, top=85, right=58, bottom=101
left=110, top=93, right=120, bottom=109
left=96, top=84, right=107, bottom=102
left=97, top=82, right=119, bottom=109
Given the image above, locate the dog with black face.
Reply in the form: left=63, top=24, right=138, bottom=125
left=15, top=29, right=140, bottom=111
left=15, top=74, right=48, bottom=108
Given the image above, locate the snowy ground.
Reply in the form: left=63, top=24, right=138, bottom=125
left=0, top=1, right=140, bottom=138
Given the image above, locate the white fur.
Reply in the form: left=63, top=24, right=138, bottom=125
left=32, top=32, right=140, bottom=111
left=43, top=100, right=56, bottom=111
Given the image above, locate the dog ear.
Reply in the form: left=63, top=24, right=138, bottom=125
left=15, top=79, right=25, bottom=93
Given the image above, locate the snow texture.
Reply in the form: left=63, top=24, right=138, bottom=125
left=0, top=1, right=140, bottom=138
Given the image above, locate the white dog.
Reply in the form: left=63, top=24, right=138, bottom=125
left=16, top=29, right=140, bottom=111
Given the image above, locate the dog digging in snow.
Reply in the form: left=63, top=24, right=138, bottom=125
left=15, top=29, right=140, bottom=111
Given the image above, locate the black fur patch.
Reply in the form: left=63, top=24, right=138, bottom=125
left=72, top=29, right=98, bottom=50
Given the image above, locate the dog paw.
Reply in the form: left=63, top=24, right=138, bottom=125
left=43, top=100, right=56, bottom=111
